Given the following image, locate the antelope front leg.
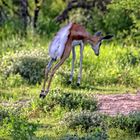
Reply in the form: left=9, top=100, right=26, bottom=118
left=77, top=42, right=84, bottom=86
left=68, top=47, right=76, bottom=84
left=40, top=58, right=54, bottom=96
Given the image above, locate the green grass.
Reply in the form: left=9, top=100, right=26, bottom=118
left=0, top=35, right=140, bottom=139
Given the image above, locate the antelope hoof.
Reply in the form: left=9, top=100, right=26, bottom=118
left=39, top=93, right=46, bottom=99
left=40, top=90, right=46, bottom=99
left=67, top=80, right=72, bottom=85
left=77, top=83, right=80, bottom=86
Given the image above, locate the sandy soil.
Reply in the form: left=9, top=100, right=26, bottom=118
left=96, top=91, right=140, bottom=116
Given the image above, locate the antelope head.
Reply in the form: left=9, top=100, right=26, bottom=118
left=90, top=31, right=113, bottom=56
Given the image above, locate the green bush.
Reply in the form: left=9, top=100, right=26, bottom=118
left=0, top=107, right=38, bottom=139
left=60, top=134, right=80, bottom=140
left=36, top=0, right=65, bottom=37
left=5, top=74, right=26, bottom=87
left=36, top=90, right=97, bottom=112
left=0, top=0, right=65, bottom=38
left=62, top=111, right=106, bottom=131
left=103, top=0, right=140, bottom=41
left=0, top=49, right=49, bottom=84
left=61, top=111, right=108, bottom=139
left=87, top=7, right=105, bottom=34
left=0, top=20, right=22, bottom=39
left=54, top=92, right=98, bottom=111
left=87, top=0, right=140, bottom=43
left=2, top=114, right=38, bottom=140
left=109, top=112, right=140, bottom=133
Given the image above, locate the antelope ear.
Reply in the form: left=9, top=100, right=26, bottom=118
left=94, top=31, right=102, bottom=37
left=102, top=35, right=113, bottom=40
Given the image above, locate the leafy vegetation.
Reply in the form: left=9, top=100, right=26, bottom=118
left=0, top=109, right=37, bottom=140
left=0, top=0, right=140, bottom=139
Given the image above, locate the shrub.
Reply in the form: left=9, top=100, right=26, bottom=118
left=1, top=113, right=37, bottom=140
left=103, top=0, right=140, bottom=42
left=0, top=49, right=49, bottom=84
left=0, top=107, right=38, bottom=139
left=86, top=0, right=140, bottom=44
left=37, top=0, right=65, bottom=37
left=36, top=90, right=98, bottom=112
left=87, top=7, right=105, bottom=34
left=109, top=112, right=140, bottom=133
left=62, top=111, right=106, bottom=131
left=61, top=111, right=108, bottom=140
left=83, top=129, right=108, bottom=140
left=54, top=92, right=98, bottom=111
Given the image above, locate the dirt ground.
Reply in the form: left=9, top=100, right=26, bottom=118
left=96, top=90, right=140, bottom=116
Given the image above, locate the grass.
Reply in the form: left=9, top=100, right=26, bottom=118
left=0, top=35, right=140, bottom=139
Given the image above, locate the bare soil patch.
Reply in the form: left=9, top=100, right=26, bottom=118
left=96, top=91, right=140, bottom=116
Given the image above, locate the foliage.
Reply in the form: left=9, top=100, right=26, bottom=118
left=0, top=0, right=65, bottom=38
left=87, top=7, right=106, bottom=34
left=5, top=74, right=26, bottom=87
left=0, top=106, right=10, bottom=122
left=62, top=111, right=106, bottom=131
left=53, top=91, right=97, bottom=111
left=103, top=0, right=140, bottom=42
left=0, top=106, right=38, bottom=140
left=61, top=111, right=108, bottom=139
left=110, top=112, right=140, bottom=133
left=34, top=90, right=97, bottom=112
left=86, top=0, right=140, bottom=44
left=58, top=44, right=140, bottom=88
left=0, top=48, right=49, bottom=84
left=61, top=129, right=108, bottom=140
left=1, top=0, right=140, bottom=139
left=1, top=43, right=140, bottom=87
left=1, top=114, right=37, bottom=140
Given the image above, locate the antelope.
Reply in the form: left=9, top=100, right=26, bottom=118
left=40, top=23, right=113, bottom=98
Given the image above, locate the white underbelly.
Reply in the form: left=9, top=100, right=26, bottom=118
left=72, top=40, right=83, bottom=47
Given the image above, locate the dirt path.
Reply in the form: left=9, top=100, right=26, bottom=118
left=96, top=91, right=140, bottom=116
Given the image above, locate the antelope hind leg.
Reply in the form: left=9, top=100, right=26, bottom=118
left=40, top=58, right=55, bottom=98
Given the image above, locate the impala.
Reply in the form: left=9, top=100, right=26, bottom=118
left=40, top=23, right=113, bottom=98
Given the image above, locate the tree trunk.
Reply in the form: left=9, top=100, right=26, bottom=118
left=33, top=0, right=42, bottom=29
left=20, top=0, right=28, bottom=34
